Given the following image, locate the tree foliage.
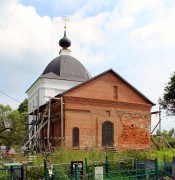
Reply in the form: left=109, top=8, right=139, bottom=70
left=0, top=99, right=28, bottom=147
left=156, top=128, right=175, bottom=139
left=155, top=128, right=175, bottom=148
left=159, top=72, right=175, bottom=116
left=0, top=104, right=12, bottom=144
left=18, top=98, right=28, bottom=113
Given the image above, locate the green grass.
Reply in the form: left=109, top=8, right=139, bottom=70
left=8, top=147, right=175, bottom=166
left=1, top=148, right=175, bottom=179
left=38, top=148, right=174, bottom=166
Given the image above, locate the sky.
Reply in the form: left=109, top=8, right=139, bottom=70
left=0, top=0, right=175, bottom=130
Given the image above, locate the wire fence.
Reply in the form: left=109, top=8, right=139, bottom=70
left=1, top=157, right=175, bottom=179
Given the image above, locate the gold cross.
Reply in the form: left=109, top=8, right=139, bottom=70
left=62, top=16, right=69, bottom=31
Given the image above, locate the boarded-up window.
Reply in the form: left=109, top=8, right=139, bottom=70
left=114, top=86, right=118, bottom=100
left=105, top=110, right=110, bottom=116
left=102, top=121, right=114, bottom=146
left=72, top=127, right=79, bottom=147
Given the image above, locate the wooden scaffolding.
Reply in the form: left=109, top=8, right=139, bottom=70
left=20, top=97, right=64, bottom=153
left=151, top=108, right=173, bottom=150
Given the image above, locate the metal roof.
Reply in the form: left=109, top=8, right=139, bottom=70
left=29, top=69, right=155, bottom=115
left=41, top=55, right=92, bottom=82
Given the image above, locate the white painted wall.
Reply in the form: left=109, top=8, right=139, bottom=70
left=26, top=77, right=81, bottom=143
left=27, top=78, right=80, bottom=114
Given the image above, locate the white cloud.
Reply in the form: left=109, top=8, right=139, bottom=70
left=1, top=0, right=175, bottom=131
left=131, top=3, right=175, bottom=51
left=0, top=4, right=55, bottom=56
left=0, top=1, right=59, bottom=108
left=123, top=0, right=164, bottom=13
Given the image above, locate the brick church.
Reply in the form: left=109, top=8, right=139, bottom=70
left=26, top=26, right=155, bottom=151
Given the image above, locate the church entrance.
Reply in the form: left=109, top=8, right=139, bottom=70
left=102, top=121, right=114, bottom=147
left=72, top=127, right=79, bottom=147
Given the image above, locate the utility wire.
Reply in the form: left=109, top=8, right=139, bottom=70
left=0, top=90, right=21, bottom=103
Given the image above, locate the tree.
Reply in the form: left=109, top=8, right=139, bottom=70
left=18, top=98, right=28, bottom=113
left=159, top=72, right=175, bottom=116
left=17, top=98, right=28, bottom=133
left=7, top=110, right=27, bottom=146
left=0, top=104, right=12, bottom=144
left=0, top=102, right=28, bottom=147
left=155, top=128, right=175, bottom=148
left=168, top=128, right=175, bottom=138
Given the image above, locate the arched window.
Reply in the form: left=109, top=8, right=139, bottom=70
left=72, top=127, right=79, bottom=147
left=102, top=121, right=114, bottom=147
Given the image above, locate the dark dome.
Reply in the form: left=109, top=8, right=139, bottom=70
left=59, top=37, right=71, bottom=49
left=59, top=31, right=71, bottom=49
left=41, top=55, right=92, bottom=82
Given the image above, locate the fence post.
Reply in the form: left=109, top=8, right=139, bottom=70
left=105, top=156, right=109, bottom=178
left=135, top=159, right=138, bottom=179
left=21, top=165, right=24, bottom=180
left=75, top=164, right=78, bottom=180
left=172, top=156, right=175, bottom=178
left=10, top=166, right=13, bottom=180
left=85, top=158, right=89, bottom=180
left=44, top=159, right=47, bottom=179
left=155, top=159, right=158, bottom=180
left=85, top=158, right=89, bottom=173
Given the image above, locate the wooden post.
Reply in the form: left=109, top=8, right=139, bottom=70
left=61, top=97, right=64, bottom=147
left=32, top=107, right=35, bottom=140
left=96, top=117, right=98, bottom=147
left=159, top=107, right=161, bottom=150
left=47, top=98, right=51, bottom=151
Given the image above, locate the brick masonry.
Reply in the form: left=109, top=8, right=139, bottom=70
left=41, top=70, right=153, bottom=150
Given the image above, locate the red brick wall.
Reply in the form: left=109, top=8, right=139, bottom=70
left=39, top=71, right=153, bottom=150
left=62, top=71, right=153, bottom=150
left=64, top=71, right=150, bottom=104
left=63, top=98, right=151, bottom=150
